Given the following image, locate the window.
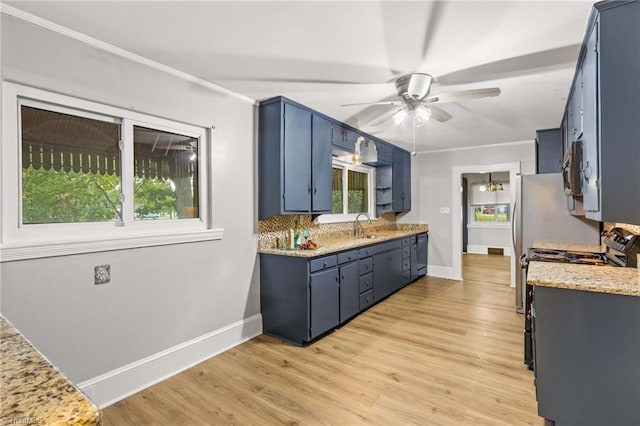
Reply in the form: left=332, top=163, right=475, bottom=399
left=472, top=204, right=510, bottom=223
left=322, top=158, right=374, bottom=222
left=2, top=82, right=220, bottom=260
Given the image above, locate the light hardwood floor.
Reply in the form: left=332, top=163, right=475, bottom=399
left=104, top=254, right=541, bottom=425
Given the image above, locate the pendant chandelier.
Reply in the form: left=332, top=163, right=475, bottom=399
left=479, top=173, right=504, bottom=192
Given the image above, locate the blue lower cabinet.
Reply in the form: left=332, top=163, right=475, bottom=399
left=260, top=235, right=424, bottom=345
left=310, top=267, right=340, bottom=339
left=374, top=247, right=403, bottom=301
left=339, top=261, right=360, bottom=322
left=260, top=254, right=338, bottom=345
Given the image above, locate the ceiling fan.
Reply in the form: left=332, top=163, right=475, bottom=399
left=340, top=72, right=501, bottom=128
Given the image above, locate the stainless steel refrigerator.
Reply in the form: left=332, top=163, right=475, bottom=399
left=513, top=173, right=600, bottom=312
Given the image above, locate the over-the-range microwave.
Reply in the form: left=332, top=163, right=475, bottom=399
left=562, top=140, right=583, bottom=196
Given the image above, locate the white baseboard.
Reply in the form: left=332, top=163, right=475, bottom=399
left=466, top=245, right=512, bottom=256
left=78, top=314, right=262, bottom=409
left=427, top=265, right=455, bottom=280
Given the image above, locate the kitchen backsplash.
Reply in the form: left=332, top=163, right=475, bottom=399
left=258, top=213, right=424, bottom=249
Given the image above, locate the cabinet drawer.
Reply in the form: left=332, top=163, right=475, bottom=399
left=359, top=247, right=374, bottom=259
left=338, top=250, right=358, bottom=265
left=359, top=290, right=374, bottom=310
left=309, top=255, right=337, bottom=273
left=359, top=273, right=373, bottom=293
left=417, top=233, right=427, bottom=243
left=402, top=246, right=411, bottom=258
left=374, top=239, right=402, bottom=254
left=359, top=257, right=373, bottom=275
left=402, top=271, right=411, bottom=285
left=402, top=258, right=411, bottom=272
left=401, top=237, right=414, bottom=247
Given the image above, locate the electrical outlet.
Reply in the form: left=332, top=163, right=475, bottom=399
left=440, top=207, right=450, bottom=214
left=94, top=264, right=111, bottom=285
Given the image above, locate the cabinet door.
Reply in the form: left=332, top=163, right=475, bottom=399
left=339, top=261, right=360, bottom=322
left=572, top=67, right=584, bottom=141
left=311, top=115, right=333, bottom=213
left=309, top=268, right=339, bottom=339
left=373, top=248, right=402, bottom=301
left=392, top=150, right=404, bottom=211
left=283, top=103, right=312, bottom=212
left=582, top=21, right=600, bottom=215
left=393, top=150, right=411, bottom=212
left=403, top=151, right=412, bottom=211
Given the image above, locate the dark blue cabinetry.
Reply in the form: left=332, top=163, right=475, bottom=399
left=535, top=128, right=562, bottom=174
left=392, top=150, right=411, bottom=212
left=533, top=286, right=640, bottom=425
left=563, top=1, right=640, bottom=224
left=260, top=233, right=427, bottom=345
left=259, top=96, right=413, bottom=219
left=373, top=241, right=403, bottom=301
left=310, top=266, right=340, bottom=339
left=338, top=260, right=360, bottom=322
left=258, top=99, right=333, bottom=219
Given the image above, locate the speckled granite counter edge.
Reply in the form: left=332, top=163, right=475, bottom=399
left=258, top=225, right=428, bottom=258
left=527, top=261, right=640, bottom=297
left=1, top=316, right=102, bottom=425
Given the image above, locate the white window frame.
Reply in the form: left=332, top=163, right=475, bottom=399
left=1, top=81, right=222, bottom=261
left=467, top=203, right=512, bottom=229
left=317, top=158, right=375, bottom=224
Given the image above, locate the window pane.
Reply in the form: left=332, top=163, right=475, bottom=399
left=332, top=167, right=343, bottom=214
left=133, top=126, right=199, bottom=220
left=21, top=105, right=121, bottom=224
left=496, top=204, right=510, bottom=222
left=474, top=205, right=495, bottom=222
left=347, top=170, right=368, bottom=214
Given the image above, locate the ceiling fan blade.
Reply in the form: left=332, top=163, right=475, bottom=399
left=367, top=107, right=404, bottom=127
left=341, top=101, right=402, bottom=107
left=420, top=1, right=445, bottom=67
left=425, top=106, right=452, bottom=123
left=435, top=44, right=581, bottom=86
left=426, top=88, right=501, bottom=103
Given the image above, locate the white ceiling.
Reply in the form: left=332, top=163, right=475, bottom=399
left=5, top=1, right=594, bottom=152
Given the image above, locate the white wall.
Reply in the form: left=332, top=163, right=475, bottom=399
left=0, top=15, right=260, bottom=402
left=399, top=142, right=535, bottom=277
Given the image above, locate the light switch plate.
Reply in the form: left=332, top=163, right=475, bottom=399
left=440, top=207, right=450, bottom=214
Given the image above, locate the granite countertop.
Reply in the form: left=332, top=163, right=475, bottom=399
left=532, top=241, right=606, bottom=253
left=527, top=261, right=640, bottom=297
left=0, top=316, right=102, bottom=425
left=259, top=225, right=428, bottom=258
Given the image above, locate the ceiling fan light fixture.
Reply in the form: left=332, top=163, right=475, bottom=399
left=407, top=73, right=433, bottom=99
left=415, top=107, right=431, bottom=122
left=393, top=108, right=408, bottom=125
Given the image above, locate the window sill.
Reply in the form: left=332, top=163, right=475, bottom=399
left=466, top=223, right=511, bottom=229
left=0, top=228, right=224, bottom=262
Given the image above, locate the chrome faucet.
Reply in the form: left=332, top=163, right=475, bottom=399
left=353, top=212, right=372, bottom=238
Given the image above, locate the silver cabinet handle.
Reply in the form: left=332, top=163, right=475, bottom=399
left=582, top=160, right=592, bottom=181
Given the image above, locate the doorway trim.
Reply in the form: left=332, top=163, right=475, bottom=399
left=451, top=162, right=521, bottom=284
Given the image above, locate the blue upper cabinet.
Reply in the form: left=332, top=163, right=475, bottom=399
left=259, top=96, right=412, bottom=219
left=392, top=149, right=411, bottom=212
left=259, top=98, right=333, bottom=219
left=283, top=103, right=312, bottom=212
left=311, top=114, right=333, bottom=212
left=332, top=124, right=357, bottom=152
left=568, top=1, right=640, bottom=224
